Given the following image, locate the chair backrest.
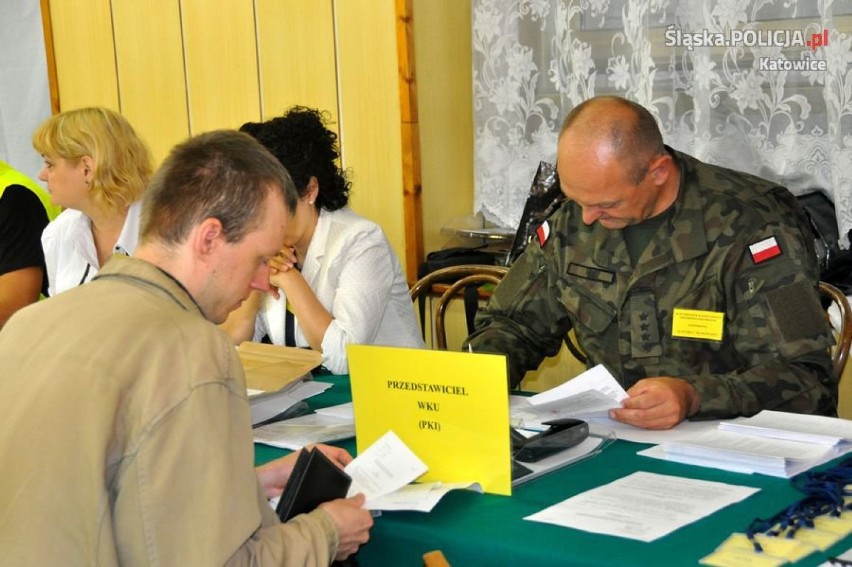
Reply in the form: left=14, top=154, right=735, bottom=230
left=819, top=280, right=852, bottom=380
left=409, top=264, right=509, bottom=349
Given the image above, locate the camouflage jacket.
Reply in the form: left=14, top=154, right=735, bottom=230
left=467, top=148, right=836, bottom=419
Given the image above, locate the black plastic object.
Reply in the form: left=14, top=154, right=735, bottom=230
left=511, top=418, right=590, bottom=463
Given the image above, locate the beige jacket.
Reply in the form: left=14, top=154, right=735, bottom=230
left=0, top=255, right=337, bottom=565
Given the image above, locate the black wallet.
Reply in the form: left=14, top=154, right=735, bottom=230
left=276, top=447, right=353, bottom=522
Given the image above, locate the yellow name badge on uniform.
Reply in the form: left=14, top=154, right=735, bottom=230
left=347, top=345, right=512, bottom=496
left=672, top=308, right=725, bottom=342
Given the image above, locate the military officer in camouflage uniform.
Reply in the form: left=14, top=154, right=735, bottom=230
left=465, top=96, right=836, bottom=429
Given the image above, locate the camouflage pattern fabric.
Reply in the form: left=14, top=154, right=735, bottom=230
left=466, top=148, right=836, bottom=419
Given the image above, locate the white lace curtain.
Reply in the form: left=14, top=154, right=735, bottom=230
left=473, top=0, right=852, bottom=246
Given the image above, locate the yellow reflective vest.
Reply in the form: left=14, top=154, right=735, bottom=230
left=0, top=160, right=61, bottom=220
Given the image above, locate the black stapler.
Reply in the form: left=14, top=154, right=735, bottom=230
left=511, top=418, right=589, bottom=463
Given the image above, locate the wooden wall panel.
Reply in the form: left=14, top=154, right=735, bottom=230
left=334, top=0, right=407, bottom=274
left=255, top=0, right=339, bottom=129
left=46, top=0, right=421, bottom=278
left=48, top=0, right=118, bottom=111
left=112, top=0, right=189, bottom=165
left=180, top=0, right=260, bottom=134
left=413, top=0, right=474, bottom=256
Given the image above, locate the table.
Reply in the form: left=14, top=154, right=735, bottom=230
left=255, top=375, right=852, bottom=566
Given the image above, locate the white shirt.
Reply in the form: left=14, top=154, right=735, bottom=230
left=255, top=207, right=424, bottom=373
left=41, top=201, right=141, bottom=296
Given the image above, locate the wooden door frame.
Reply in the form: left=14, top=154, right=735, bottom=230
left=396, top=0, right=424, bottom=283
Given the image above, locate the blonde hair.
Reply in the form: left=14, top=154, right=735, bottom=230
left=32, top=107, right=153, bottom=213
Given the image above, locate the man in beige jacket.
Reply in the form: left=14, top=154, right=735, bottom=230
left=0, top=130, right=372, bottom=565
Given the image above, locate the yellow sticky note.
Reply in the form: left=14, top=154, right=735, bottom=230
left=672, top=308, right=725, bottom=341
left=347, top=345, right=512, bottom=495
left=791, top=527, right=840, bottom=551
left=700, top=548, right=787, bottom=567
left=699, top=549, right=787, bottom=567
left=813, top=515, right=852, bottom=536
left=712, top=532, right=815, bottom=564
left=702, top=534, right=787, bottom=567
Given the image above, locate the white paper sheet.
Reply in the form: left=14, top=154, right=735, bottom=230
left=249, top=381, right=333, bottom=425
left=314, top=402, right=353, bottom=420
left=253, top=404, right=354, bottom=450
left=584, top=415, right=722, bottom=444
left=367, top=481, right=482, bottom=512
left=719, top=410, right=852, bottom=447
left=345, top=430, right=428, bottom=505
left=510, top=366, right=627, bottom=429
left=638, top=429, right=841, bottom=478
left=525, top=471, right=759, bottom=542
left=529, top=364, right=628, bottom=407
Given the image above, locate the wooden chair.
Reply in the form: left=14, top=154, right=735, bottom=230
left=409, top=264, right=509, bottom=349
left=819, top=280, right=852, bottom=380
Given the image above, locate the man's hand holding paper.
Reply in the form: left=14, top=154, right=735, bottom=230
left=511, top=365, right=627, bottom=430
left=609, top=376, right=701, bottom=430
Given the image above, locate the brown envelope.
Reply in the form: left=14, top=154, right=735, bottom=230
left=237, top=341, right=321, bottom=393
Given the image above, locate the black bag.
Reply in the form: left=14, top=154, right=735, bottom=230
left=506, top=161, right=565, bottom=265
left=416, top=247, right=496, bottom=338
left=796, top=190, right=852, bottom=295
left=417, top=246, right=496, bottom=281
left=797, top=190, right=842, bottom=275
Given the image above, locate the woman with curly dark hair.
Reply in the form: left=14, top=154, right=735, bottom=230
left=222, top=106, right=423, bottom=373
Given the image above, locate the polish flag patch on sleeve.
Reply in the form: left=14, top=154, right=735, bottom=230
left=749, top=236, right=782, bottom=264
left=536, top=220, right=551, bottom=247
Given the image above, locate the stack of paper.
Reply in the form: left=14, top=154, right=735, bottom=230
left=254, top=403, right=355, bottom=450
left=657, top=430, right=837, bottom=477
left=238, top=342, right=323, bottom=425
left=640, top=410, right=852, bottom=477
left=718, top=410, right=852, bottom=449
left=511, top=365, right=628, bottom=431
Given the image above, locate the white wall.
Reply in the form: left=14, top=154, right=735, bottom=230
left=0, top=0, right=51, bottom=183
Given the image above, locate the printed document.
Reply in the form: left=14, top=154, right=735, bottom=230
left=640, top=430, right=836, bottom=477
left=249, top=380, right=332, bottom=426
left=638, top=411, right=852, bottom=477
left=345, top=430, right=428, bottom=506
left=366, top=481, right=482, bottom=513
left=525, top=471, right=758, bottom=542
left=719, top=410, right=852, bottom=448
left=511, top=365, right=627, bottom=430
left=268, top=431, right=471, bottom=514
left=253, top=401, right=353, bottom=450
left=344, top=431, right=479, bottom=512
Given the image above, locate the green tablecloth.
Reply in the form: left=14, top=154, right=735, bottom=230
left=255, top=375, right=851, bottom=566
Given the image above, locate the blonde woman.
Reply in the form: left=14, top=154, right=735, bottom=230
left=34, top=107, right=153, bottom=296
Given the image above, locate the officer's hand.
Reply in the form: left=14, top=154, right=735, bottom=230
left=609, top=377, right=700, bottom=430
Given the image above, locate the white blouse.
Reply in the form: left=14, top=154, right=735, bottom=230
left=255, top=207, right=424, bottom=374
left=41, top=201, right=141, bottom=297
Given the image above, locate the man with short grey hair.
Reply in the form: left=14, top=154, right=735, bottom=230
left=467, top=96, right=835, bottom=429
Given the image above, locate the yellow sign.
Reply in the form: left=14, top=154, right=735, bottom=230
left=347, top=345, right=512, bottom=496
left=671, top=308, right=724, bottom=342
